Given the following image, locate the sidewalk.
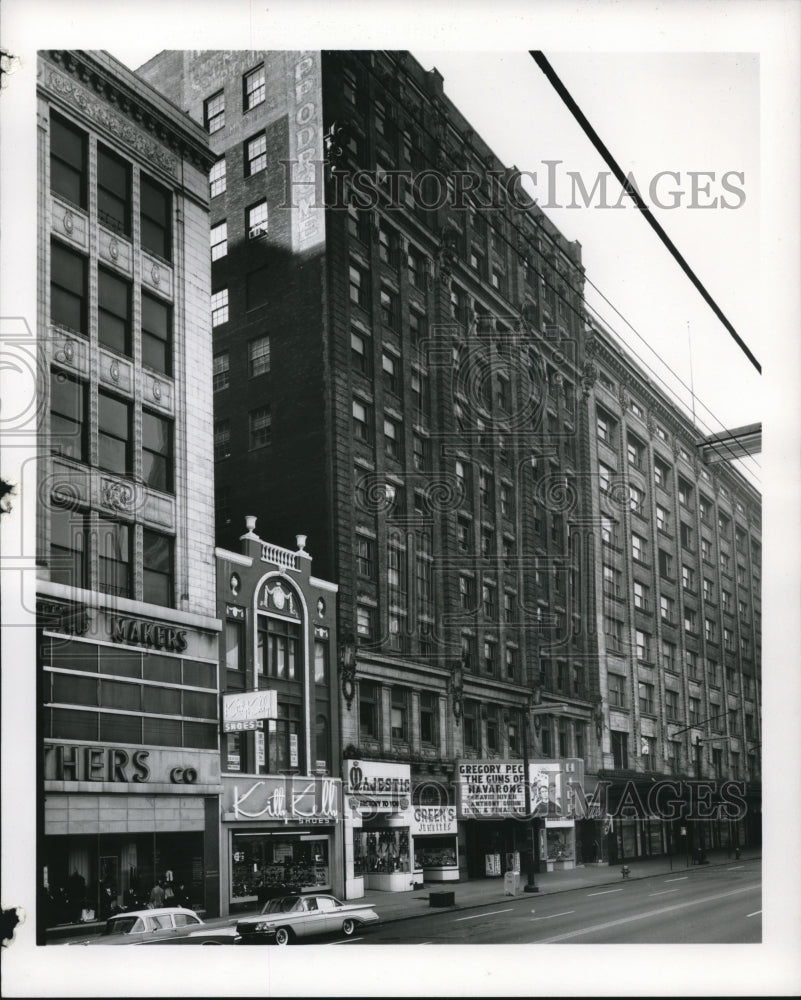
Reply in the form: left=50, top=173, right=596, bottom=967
left=358, top=847, right=762, bottom=926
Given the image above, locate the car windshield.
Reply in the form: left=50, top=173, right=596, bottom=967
left=103, top=916, right=143, bottom=936
left=261, top=896, right=301, bottom=915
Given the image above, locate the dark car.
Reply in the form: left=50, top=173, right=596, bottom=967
left=235, top=894, right=380, bottom=945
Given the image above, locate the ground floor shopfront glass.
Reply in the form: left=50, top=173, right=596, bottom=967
left=43, top=830, right=205, bottom=926
left=229, top=830, right=332, bottom=903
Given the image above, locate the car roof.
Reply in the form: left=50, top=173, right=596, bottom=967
left=109, top=907, right=200, bottom=921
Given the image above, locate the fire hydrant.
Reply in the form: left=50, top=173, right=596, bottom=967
left=621, top=865, right=631, bottom=880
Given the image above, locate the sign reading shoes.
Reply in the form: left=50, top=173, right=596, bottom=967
left=222, top=691, right=278, bottom=732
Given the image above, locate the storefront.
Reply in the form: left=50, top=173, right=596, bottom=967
left=220, top=773, right=343, bottom=914
left=39, top=601, right=221, bottom=930
left=344, top=759, right=414, bottom=896
left=411, top=806, right=459, bottom=882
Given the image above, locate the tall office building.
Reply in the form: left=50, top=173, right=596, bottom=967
left=139, top=49, right=593, bottom=890
left=581, top=318, right=762, bottom=862
left=36, top=49, right=220, bottom=934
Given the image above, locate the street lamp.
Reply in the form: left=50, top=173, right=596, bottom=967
left=522, top=702, right=568, bottom=893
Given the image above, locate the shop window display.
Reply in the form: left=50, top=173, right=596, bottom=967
left=230, top=833, right=330, bottom=901
left=355, top=828, right=410, bottom=874
left=414, top=836, right=457, bottom=870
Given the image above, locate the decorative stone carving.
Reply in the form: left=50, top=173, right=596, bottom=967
left=581, top=361, right=597, bottom=398
left=101, top=478, right=135, bottom=512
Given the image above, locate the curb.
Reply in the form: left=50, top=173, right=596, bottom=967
left=373, top=855, right=762, bottom=927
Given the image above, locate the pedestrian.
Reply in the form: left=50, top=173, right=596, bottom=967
left=149, top=880, right=165, bottom=909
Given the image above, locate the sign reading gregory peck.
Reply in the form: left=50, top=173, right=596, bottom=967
left=456, top=759, right=527, bottom=819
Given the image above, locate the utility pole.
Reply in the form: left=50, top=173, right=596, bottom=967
left=522, top=701, right=568, bottom=893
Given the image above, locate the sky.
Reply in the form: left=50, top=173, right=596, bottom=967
left=1, top=1, right=799, bottom=997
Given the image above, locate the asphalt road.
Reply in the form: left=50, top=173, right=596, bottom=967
left=343, top=862, right=761, bottom=945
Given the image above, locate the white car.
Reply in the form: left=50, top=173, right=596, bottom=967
left=66, top=907, right=234, bottom=945
left=235, top=894, right=380, bottom=945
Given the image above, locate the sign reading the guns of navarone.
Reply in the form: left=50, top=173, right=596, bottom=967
left=455, top=760, right=527, bottom=820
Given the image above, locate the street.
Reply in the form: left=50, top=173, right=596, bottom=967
left=344, top=862, right=761, bottom=945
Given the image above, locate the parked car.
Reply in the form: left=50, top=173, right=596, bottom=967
left=64, top=907, right=235, bottom=946
left=235, top=894, right=379, bottom=945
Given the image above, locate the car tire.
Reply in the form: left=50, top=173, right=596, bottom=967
left=201, top=941, right=222, bottom=946
left=341, top=918, right=357, bottom=937
left=274, top=926, right=292, bottom=946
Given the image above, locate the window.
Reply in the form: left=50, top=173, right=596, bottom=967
left=211, top=289, right=229, bottom=327
left=684, top=609, right=697, bottom=634
left=420, top=692, right=438, bottom=745
left=656, top=505, right=670, bottom=534
left=699, top=497, right=711, bottom=523
left=689, top=697, right=701, bottom=725
left=680, top=522, right=694, bottom=551
left=455, top=460, right=471, bottom=503
left=479, top=469, right=494, bottom=510
left=662, top=639, right=676, bottom=671
left=596, top=410, right=615, bottom=445
left=719, top=549, right=730, bottom=573
left=707, top=660, right=719, bottom=687
left=391, top=687, right=409, bottom=741
left=380, top=286, right=399, bottom=329
left=601, top=516, right=618, bottom=548
left=50, top=370, right=86, bottom=462
left=655, top=424, right=669, bottom=443
left=210, top=221, right=227, bottom=261
left=598, top=463, right=613, bottom=493
left=356, top=535, right=375, bottom=578
left=225, top=619, right=245, bottom=672
left=500, top=483, right=512, bottom=518
left=143, top=529, right=173, bottom=607
left=50, top=242, right=87, bottom=333
left=213, top=352, right=230, bottom=392
left=349, top=262, right=368, bottom=308
left=653, top=458, right=669, bottom=488
left=633, top=580, right=648, bottom=611
left=97, top=517, right=131, bottom=598
left=665, top=689, right=680, bottom=722
left=245, top=132, right=267, bottom=175
left=639, top=682, right=655, bottom=715
left=682, top=564, right=695, bottom=591
left=342, top=66, right=359, bottom=106
left=257, top=617, right=299, bottom=679
left=246, top=266, right=269, bottom=311
left=704, top=617, right=716, bottom=642
left=351, top=329, right=372, bottom=376
left=605, top=616, right=623, bottom=652
left=248, top=199, right=268, bottom=238
left=486, top=704, right=499, bottom=751
left=458, top=574, right=475, bottom=611
left=97, top=145, right=130, bottom=234
left=611, top=731, right=629, bottom=770
left=314, top=641, right=329, bottom=686
left=412, top=434, right=430, bottom=472
left=210, top=158, right=226, bottom=198
left=660, top=594, right=675, bottom=623
left=658, top=549, right=673, bottom=580
left=703, top=578, right=715, bottom=603
left=204, top=90, right=225, bottom=133
left=409, top=308, right=426, bottom=345
left=213, top=419, right=230, bottom=461
left=249, top=405, right=271, bottom=449
left=407, top=245, right=426, bottom=288
left=50, top=112, right=87, bottom=207
left=464, top=699, right=480, bottom=750
left=49, top=507, right=87, bottom=589
left=724, top=627, right=734, bottom=651
left=450, top=285, right=467, bottom=324
left=249, top=335, right=271, bottom=377
left=378, top=223, right=400, bottom=268
left=627, top=436, right=644, bottom=469
left=505, top=646, right=518, bottom=680
left=356, top=604, right=375, bottom=642
left=686, top=649, right=699, bottom=678
left=382, top=352, right=398, bottom=394
left=243, top=64, right=265, bottom=109
left=142, top=411, right=173, bottom=493
left=632, top=533, right=647, bottom=563
left=457, top=518, right=471, bottom=553
left=635, top=629, right=651, bottom=662
left=98, top=391, right=131, bottom=476
left=678, top=479, right=692, bottom=507
left=602, top=564, right=620, bottom=598
left=141, top=292, right=172, bottom=375
left=482, top=581, right=497, bottom=618
left=608, top=673, right=626, bottom=708
left=387, top=543, right=406, bottom=596
left=96, top=268, right=131, bottom=356
left=629, top=484, right=645, bottom=515
left=140, top=175, right=171, bottom=261
left=352, top=399, right=372, bottom=443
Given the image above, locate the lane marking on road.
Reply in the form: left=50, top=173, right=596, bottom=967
left=747, top=910, right=762, bottom=918
left=530, top=910, right=575, bottom=921
left=454, top=908, right=514, bottom=922
left=665, top=877, right=688, bottom=882
left=586, top=888, right=624, bottom=897
left=649, top=889, right=680, bottom=896
left=727, top=866, right=745, bottom=871
left=324, top=937, right=364, bottom=945
left=537, top=884, right=761, bottom=943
